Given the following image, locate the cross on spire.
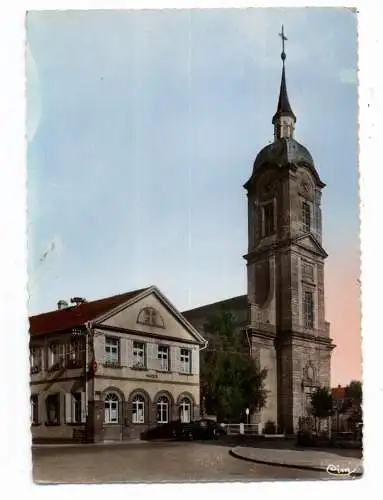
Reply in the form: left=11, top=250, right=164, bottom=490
left=279, top=25, right=287, bottom=62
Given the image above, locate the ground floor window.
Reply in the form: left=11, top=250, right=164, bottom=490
left=72, top=393, right=82, bottom=423
left=31, top=394, right=39, bottom=425
left=179, top=398, right=191, bottom=423
left=105, top=393, right=119, bottom=424
left=132, top=395, right=145, bottom=424
left=46, top=394, right=60, bottom=425
left=157, top=396, right=169, bottom=424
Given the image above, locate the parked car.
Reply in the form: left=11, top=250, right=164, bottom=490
left=142, top=420, right=186, bottom=440
left=180, top=419, right=227, bottom=440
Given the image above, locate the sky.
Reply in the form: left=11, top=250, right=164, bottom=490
left=26, top=8, right=359, bottom=386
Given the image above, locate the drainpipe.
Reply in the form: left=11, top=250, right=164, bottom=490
left=85, top=321, right=93, bottom=420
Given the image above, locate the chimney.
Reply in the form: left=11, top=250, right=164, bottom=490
left=57, top=300, right=69, bottom=310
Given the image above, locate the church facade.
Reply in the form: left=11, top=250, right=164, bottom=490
left=183, top=31, right=335, bottom=434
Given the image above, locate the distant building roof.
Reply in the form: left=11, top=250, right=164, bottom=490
left=182, top=294, right=247, bottom=320
left=29, top=288, right=149, bottom=336
left=331, top=386, right=347, bottom=400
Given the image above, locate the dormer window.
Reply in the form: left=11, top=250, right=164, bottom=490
left=302, top=201, right=311, bottom=233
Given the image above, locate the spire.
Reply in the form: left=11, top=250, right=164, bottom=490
left=272, top=25, right=296, bottom=140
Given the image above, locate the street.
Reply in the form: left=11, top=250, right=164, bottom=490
left=32, top=440, right=345, bottom=483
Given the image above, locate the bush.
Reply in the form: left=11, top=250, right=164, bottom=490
left=263, top=420, right=277, bottom=435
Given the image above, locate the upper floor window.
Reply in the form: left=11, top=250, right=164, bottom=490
left=158, top=345, right=169, bottom=371
left=49, top=343, right=66, bottom=369
left=30, top=347, right=41, bottom=373
left=68, top=338, right=84, bottom=367
left=302, top=202, right=311, bottom=233
left=133, top=342, right=146, bottom=369
left=105, top=337, right=119, bottom=365
left=180, top=348, right=191, bottom=374
left=303, top=291, right=314, bottom=329
left=262, top=202, right=275, bottom=237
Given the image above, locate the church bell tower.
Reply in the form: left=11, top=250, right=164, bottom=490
left=244, top=26, right=334, bottom=433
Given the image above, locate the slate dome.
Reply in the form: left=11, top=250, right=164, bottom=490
left=253, top=137, right=315, bottom=172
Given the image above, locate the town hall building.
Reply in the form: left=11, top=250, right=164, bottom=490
left=183, top=28, right=335, bottom=434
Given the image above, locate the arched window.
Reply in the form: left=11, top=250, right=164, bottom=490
left=104, top=393, right=119, bottom=424
left=132, top=395, right=145, bottom=424
left=156, top=396, right=169, bottom=424
left=179, top=398, right=191, bottom=423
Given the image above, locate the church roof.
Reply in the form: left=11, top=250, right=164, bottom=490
left=182, top=294, right=247, bottom=322
left=253, top=137, right=315, bottom=170
left=272, top=64, right=296, bottom=124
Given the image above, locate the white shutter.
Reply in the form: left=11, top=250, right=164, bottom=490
left=172, top=346, right=180, bottom=373
left=147, top=342, right=158, bottom=371
left=126, top=339, right=134, bottom=368
left=81, top=392, right=87, bottom=423
left=119, top=337, right=126, bottom=367
left=95, top=333, right=105, bottom=364
left=192, top=348, right=199, bottom=375
left=65, top=393, right=73, bottom=424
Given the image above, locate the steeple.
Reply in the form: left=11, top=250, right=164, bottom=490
left=272, top=25, right=296, bottom=140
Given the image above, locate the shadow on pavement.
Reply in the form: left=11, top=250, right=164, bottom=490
left=194, top=436, right=363, bottom=459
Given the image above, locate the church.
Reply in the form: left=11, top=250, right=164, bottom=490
left=183, top=28, right=335, bottom=434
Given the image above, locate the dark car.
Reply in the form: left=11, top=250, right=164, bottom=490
left=142, top=420, right=186, bottom=440
left=180, top=419, right=227, bottom=440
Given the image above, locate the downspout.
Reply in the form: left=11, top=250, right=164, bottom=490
left=85, top=321, right=93, bottom=420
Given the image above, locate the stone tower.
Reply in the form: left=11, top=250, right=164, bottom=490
left=244, top=27, right=334, bottom=433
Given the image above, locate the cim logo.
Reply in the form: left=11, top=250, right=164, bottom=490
left=326, top=463, right=358, bottom=477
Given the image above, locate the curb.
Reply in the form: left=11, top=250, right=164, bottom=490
left=229, top=448, right=363, bottom=478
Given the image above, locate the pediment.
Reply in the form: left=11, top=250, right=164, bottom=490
left=92, top=286, right=206, bottom=345
left=293, top=234, right=328, bottom=258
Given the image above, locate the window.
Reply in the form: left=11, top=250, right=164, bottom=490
left=303, top=291, right=314, bottom=329
left=30, top=347, right=41, bottom=373
left=302, top=202, right=311, bottom=233
left=104, top=393, right=119, bottom=424
left=180, top=349, right=191, bottom=374
left=72, top=393, right=82, bottom=423
left=65, top=393, right=86, bottom=424
left=105, top=337, right=119, bottom=365
left=179, top=398, right=191, bottom=423
left=263, top=202, right=275, bottom=237
left=302, top=262, right=314, bottom=281
left=158, top=345, right=169, bottom=371
left=46, top=394, right=60, bottom=425
left=133, top=342, right=146, bottom=368
left=31, top=394, right=39, bottom=425
left=132, top=395, right=145, bottom=424
left=49, top=343, right=66, bottom=368
left=68, top=338, right=84, bottom=367
left=157, top=396, right=169, bottom=424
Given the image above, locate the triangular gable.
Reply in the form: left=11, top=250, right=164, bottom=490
left=92, top=286, right=207, bottom=345
left=293, top=234, right=328, bottom=258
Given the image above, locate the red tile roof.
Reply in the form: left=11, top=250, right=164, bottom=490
left=332, top=386, right=347, bottom=399
left=29, top=288, right=149, bottom=336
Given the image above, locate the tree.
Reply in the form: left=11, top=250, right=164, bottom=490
left=310, top=387, right=334, bottom=433
left=345, top=380, right=363, bottom=433
left=200, top=308, right=268, bottom=422
left=346, top=380, right=362, bottom=404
